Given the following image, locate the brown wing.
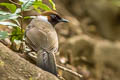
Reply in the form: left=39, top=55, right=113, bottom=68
left=25, top=27, right=48, bottom=51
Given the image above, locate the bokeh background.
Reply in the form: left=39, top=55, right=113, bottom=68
left=1, top=0, right=120, bottom=80
left=53, top=0, right=120, bottom=80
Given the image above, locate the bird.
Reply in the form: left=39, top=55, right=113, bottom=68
left=25, top=11, right=69, bottom=76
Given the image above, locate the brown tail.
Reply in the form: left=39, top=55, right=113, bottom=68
left=36, top=50, right=57, bottom=76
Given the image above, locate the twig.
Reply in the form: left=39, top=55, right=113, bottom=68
left=19, top=4, right=24, bottom=52
left=57, top=64, right=83, bottom=79
left=9, top=0, right=21, bottom=6
left=20, top=9, right=24, bottom=32
left=27, top=52, right=83, bottom=79
left=57, top=75, right=66, bottom=80
left=9, top=0, right=23, bottom=32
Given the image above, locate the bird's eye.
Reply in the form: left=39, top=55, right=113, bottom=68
left=51, top=14, right=61, bottom=20
left=51, top=15, right=56, bottom=19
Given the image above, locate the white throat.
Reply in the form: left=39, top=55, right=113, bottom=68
left=37, top=16, right=49, bottom=23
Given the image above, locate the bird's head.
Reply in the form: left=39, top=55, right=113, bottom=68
left=40, top=11, right=69, bottom=26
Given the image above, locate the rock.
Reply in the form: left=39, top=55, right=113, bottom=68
left=0, top=43, right=59, bottom=80
left=60, top=35, right=95, bottom=66
left=84, top=0, right=120, bottom=40
left=59, top=35, right=95, bottom=79
left=61, top=0, right=120, bottom=40
left=93, top=40, right=120, bottom=80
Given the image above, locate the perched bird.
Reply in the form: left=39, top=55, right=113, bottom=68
left=25, top=11, right=68, bottom=76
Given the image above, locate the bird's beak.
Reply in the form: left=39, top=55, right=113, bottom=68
left=59, top=18, right=69, bottom=23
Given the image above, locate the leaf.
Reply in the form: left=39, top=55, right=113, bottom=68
left=38, top=0, right=42, bottom=1
left=0, top=11, right=10, bottom=15
left=49, top=0, right=56, bottom=10
left=0, top=22, right=18, bottom=27
left=33, top=5, right=41, bottom=13
left=14, top=8, right=21, bottom=14
left=0, top=31, right=8, bottom=39
left=24, top=16, right=36, bottom=19
left=20, top=0, right=35, bottom=11
left=24, top=16, right=31, bottom=19
left=33, top=1, right=51, bottom=11
left=11, top=27, right=24, bottom=42
left=0, top=14, right=21, bottom=21
left=0, top=3, right=16, bottom=13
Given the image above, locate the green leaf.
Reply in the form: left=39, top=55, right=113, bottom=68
left=11, top=27, right=24, bottom=42
left=0, top=3, right=16, bottom=13
left=20, top=0, right=35, bottom=11
left=0, top=11, right=10, bottom=15
left=37, top=0, right=42, bottom=1
left=33, top=5, right=41, bottom=13
left=49, top=0, right=56, bottom=10
left=0, top=31, right=8, bottom=39
left=0, top=14, right=21, bottom=21
left=24, top=16, right=31, bottom=19
left=0, top=22, right=18, bottom=27
left=24, top=16, right=36, bottom=19
left=33, top=1, right=51, bottom=11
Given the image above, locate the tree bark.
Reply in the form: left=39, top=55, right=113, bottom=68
left=0, top=43, right=59, bottom=80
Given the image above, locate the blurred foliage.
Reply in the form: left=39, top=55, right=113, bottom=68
left=49, top=0, right=56, bottom=10
left=0, top=3, right=16, bottom=13
left=24, top=16, right=36, bottom=19
left=10, top=27, right=24, bottom=42
left=0, top=0, right=56, bottom=44
left=33, top=1, right=51, bottom=12
left=0, top=22, right=18, bottom=26
left=111, top=0, right=120, bottom=7
left=0, top=31, right=8, bottom=39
